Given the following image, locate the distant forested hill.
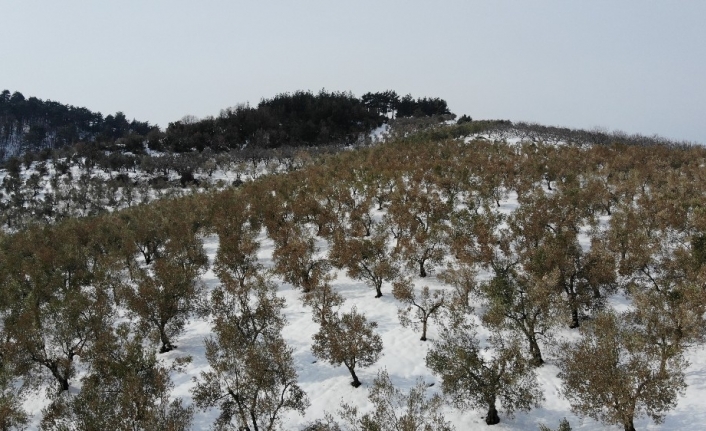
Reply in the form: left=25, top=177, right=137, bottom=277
left=0, top=89, right=153, bottom=159
left=0, top=89, right=453, bottom=160
left=161, top=90, right=453, bottom=152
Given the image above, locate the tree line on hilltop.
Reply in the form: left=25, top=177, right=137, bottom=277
left=0, top=89, right=453, bottom=160
left=0, top=90, right=153, bottom=159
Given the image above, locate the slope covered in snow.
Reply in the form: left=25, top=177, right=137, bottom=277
left=10, top=129, right=706, bottom=431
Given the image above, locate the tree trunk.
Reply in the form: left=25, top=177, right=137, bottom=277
left=569, top=306, right=580, bottom=329
left=485, top=403, right=500, bottom=425
left=347, top=366, right=361, bottom=388
left=420, top=318, right=428, bottom=341
left=419, top=260, right=427, bottom=278
left=159, top=325, right=174, bottom=353
left=375, top=283, right=383, bottom=298
left=623, top=418, right=636, bottom=431
left=529, top=338, right=544, bottom=367
left=59, top=377, right=69, bottom=392
left=46, top=362, right=70, bottom=392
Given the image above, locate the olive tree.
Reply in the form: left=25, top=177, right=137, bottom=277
left=426, top=323, right=543, bottom=425
left=329, top=222, right=398, bottom=298
left=0, top=221, right=116, bottom=393
left=392, top=278, right=446, bottom=341
left=557, top=311, right=687, bottom=431
left=40, top=324, right=193, bottom=431
left=192, top=273, right=308, bottom=431
left=122, top=203, right=208, bottom=353
left=338, top=369, right=454, bottom=431
left=312, top=307, right=383, bottom=388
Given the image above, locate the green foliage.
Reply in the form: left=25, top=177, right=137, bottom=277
left=165, top=90, right=383, bottom=152
left=0, top=89, right=153, bottom=158
left=361, top=90, right=399, bottom=117
left=456, top=114, right=472, bottom=124
left=395, top=94, right=451, bottom=118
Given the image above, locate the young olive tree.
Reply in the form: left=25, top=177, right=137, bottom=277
left=392, top=278, right=445, bottom=341
left=329, top=222, right=398, bottom=298
left=302, top=281, right=345, bottom=326
left=312, top=307, right=383, bottom=388
left=271, top=223, right=332, bottom=293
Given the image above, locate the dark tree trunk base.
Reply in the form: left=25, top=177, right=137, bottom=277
left=59, top=378, right=70, bottom=392
left=530, top=356, right=544, bottom=367
left=160, top=344, right=176, bottom=353
left=485, top=406, right=500, bottom=425
left=348, top=366, right=362, bottom=388
left=569, top=304, right=580, bottom=328
left=529, top=341, right=544, bottom=367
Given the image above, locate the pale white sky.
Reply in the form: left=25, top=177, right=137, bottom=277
left=2, top=1, right=705, bottom=143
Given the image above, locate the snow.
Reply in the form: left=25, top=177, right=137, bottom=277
left=369, top=124, right=390, bottom=143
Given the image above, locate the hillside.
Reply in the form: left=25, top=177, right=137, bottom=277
left=1, top=119, right=705, bottom=431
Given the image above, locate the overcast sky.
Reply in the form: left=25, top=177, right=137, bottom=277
left=2, top=1, right=705, bottom=143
